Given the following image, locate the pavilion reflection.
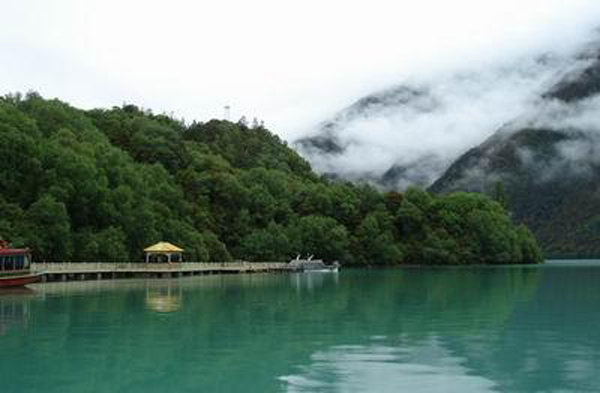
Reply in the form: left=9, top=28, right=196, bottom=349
left=145, top=280, right=183, bottom=313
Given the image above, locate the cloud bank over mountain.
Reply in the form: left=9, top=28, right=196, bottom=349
left=425, top=46, right=600, bottom=257
left=296, top=31, right=600, bottom=190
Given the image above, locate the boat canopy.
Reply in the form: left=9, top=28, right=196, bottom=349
left=0, top=249, right=31, bottom=271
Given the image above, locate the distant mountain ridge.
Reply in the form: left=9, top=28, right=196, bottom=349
left=296, top=41, right=600, bottom=256
left=296, top=86, right=435, bottom=156
left=543, top=47, right=600, bottom=102
left=431, top=48, right=600, bottom=257
left=295, top=51, right=581, bottom=189
left=296, top=85, right=445, bottom=188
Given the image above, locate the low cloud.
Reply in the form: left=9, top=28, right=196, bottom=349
left=298, top=47, right=597, bottom=189
left=512, top=95, right=600, bottom=180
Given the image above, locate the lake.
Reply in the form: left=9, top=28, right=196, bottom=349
left=1, top=261, right=599, bottom=392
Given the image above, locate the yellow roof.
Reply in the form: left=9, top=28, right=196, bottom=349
left=144, top=242, right=184, bottom=253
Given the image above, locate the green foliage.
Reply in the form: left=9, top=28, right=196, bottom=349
left=395, top=192, right=543, bottom=265
left=25, top=194, right=72, bottom=261
left=354, top=209, right=403, bottom=265
left=431, top=126, right=600, bottom=258
left=240, top=222, right=290, bottom=262
left=0, top=93, right=543, bottom=265
left=287, top=216, right=350, bottom=262
left=517, top=225, right=544, bottom=264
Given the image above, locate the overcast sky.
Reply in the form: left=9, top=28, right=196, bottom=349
left=2, top=0, right=600, bottom=140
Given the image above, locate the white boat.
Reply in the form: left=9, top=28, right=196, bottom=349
left=288, top=255, right=340, bottom=272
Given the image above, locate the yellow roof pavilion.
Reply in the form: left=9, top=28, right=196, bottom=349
left=144, top=242, right=184, bottom=253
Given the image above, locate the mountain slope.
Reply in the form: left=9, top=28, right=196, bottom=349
left=295, top=85, right=446, bottom=187
left=295, top=52, right=583, bottom=190
left=431, top=51, right=600, bottom=257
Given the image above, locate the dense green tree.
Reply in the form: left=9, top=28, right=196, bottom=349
left=396, top=200, right=427, bottom=238
left=25, top=194, right=72, bottom=261
left=517, top=225, right=544, bottom=264
left=287, top=216, right=350, bottom=262
left=0, top=93, right=543, bottom=265
left=354, top=210, right=403, bottom=265
left=240, top=222, right=291, bottom=262
left=72, top=227, right=129, bottom=262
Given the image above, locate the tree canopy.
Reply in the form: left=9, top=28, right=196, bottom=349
left=0, top=92, right=543, bottom=264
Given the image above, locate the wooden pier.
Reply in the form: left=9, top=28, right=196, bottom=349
left=32, top=262, right=292, bottom=283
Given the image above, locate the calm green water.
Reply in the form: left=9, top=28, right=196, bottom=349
left=1, top=261, right=600, bottom=392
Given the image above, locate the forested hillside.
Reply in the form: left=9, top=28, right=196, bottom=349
left=431, top=127, right=600, bottom=258
left=431, top=51, right=600, bottom=258
left=0, top=93, right=542, bottom=264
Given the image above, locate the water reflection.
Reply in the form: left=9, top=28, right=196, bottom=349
left=280, top=267, right=542, bottom=392
left=280, top=338, right=497, bottom=393
left=2, top=265, right=600, bottom=392
left=0, top=287, right=35, bottom=335
left=280, top=266, right=600, bottom=392
left=290, top=271, right=340, bottom=293
left=145, top=281, right=183, bottom=313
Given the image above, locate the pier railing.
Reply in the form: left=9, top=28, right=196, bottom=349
left=32, top=262, right=290, bottom=275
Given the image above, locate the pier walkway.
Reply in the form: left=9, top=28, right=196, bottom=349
left=32, top=262, right=291, bottom=282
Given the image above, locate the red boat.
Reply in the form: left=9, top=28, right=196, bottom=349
left=0, top=240, right=41, bottom=288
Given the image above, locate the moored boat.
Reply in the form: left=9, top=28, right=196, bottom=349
left=288, top=255, right=340, bottom=272
left=0, top=240, right=41, bottom=288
